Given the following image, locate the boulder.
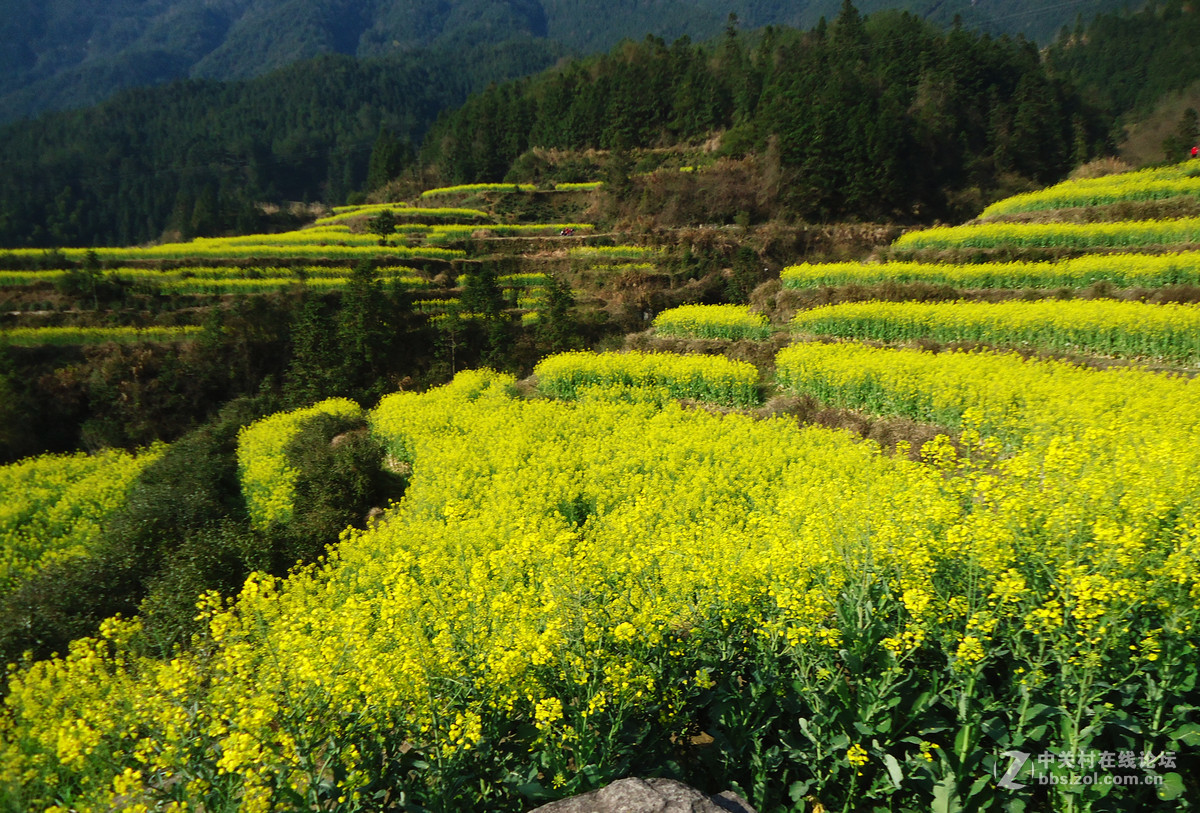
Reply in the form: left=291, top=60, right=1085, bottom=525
left=528, top=777, right=757, bottom=813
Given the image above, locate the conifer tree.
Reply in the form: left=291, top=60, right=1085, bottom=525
left=337, top=262, right=390, bottom=396
left=536, top=273, right=577, bottom=353
left=366, top=129, right=411, bottom=192
left=285, top=292, right=348, bottom=406
left=460, top=262, right=511, bottom=367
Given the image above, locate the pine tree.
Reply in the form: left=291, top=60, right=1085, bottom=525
left=460, top=262, right=511, bottom=368
left=366, top=209, right=397, bottom=245
left=284, top=292, right=348, bottom=406
left=366, top=129, right=411, bottom=192
left=337, top=262, right=389, bottom=396
left=536, top=274, right=577, bottom=353
left=460, top=262, right=506, bottom=318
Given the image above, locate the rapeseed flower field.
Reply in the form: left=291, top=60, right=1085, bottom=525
left=3, top=163, right=1200, bottom=813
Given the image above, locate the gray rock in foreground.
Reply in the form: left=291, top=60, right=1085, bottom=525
left=528, top=777, right=757, bottom=813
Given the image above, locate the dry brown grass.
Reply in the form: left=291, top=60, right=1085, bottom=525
left=1118, top=80, right=1200, bottom=166
left=772, top=281, right=961, bottom=322
left=752, top=394, right=953, bottom=460
left=1068, top=157, right=1135, bottom=180
left=625, top=330, right=792, bottom=374
left=884, top=244, right=1193, bottom=264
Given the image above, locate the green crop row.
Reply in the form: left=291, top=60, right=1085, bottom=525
left=3, top=326, right=204, bottom=347
left=653, top=304, right=771, bottom=341
left=420, top=183, right=537, bottom=198
left=781, top=251, right=1200, bottom=289
left=791, top=299, right=1200, bottom=361
left=534, top=350, right=760, bottom=407
left=894, top=218, right=1200, bottom=251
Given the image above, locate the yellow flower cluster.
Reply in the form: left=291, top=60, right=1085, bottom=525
left=0, top=446, right=164, bottom=592
left=314, top=206, right=488, bottom=226
left=2, top=265, right=424, bottom=288
left=236, top=398, right=363, bottom=529
left=190, top=226, right=369, bottom=246
left=419, top=182, right=537, bottom=198
left=774, top=340, right=1200, bottom=617
left=774, top=340, right=1200, bottom=445
left=516, top=292, right=546, bottom=309
left=792, top=298, right=1200, bottom=361
left=329, top=201, right=412, bottom=214
left=413, top=298, right=457, bottom=314
left=425, top=223, right=593, bottom=244
left=653, top=304, right=771, bottom=341
left=534, top=350, right=760, bottom=406
left=498, top=272, right=551, bottom=288
left=161, top=274, right=427, bottom=295
left=3, top=369, right=959, bottom=809
left=847, top=743, right=870, bottom=768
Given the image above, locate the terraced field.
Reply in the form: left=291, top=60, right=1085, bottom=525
left=3, top=164, right=1199, bottom=812
left=0, top=186, right=606, bottom=346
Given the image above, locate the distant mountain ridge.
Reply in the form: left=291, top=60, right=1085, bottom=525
left=1, top=0, right=1130, bottom=123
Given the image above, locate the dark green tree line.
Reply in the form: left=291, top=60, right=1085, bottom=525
left=1047, top=0, right=1200, bottom=121
left=0, top=39, right=564, bottom=248
left=421, top=4, right=1109, bottom=221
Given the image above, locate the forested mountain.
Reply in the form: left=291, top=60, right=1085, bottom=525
left=1, top=0, right=1130, bottom=124
left=422, top=6, right=1109, bottom=222
left=0, top=41, right=563, bottom=248
left=543, top=0, right=1135, bottom=54
left=8, top=0, right=1193, bottom=248
left=1047, top=0, right=1200, bottom=118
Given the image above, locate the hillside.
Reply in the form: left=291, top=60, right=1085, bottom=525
left=6, top=4, right=1200, bottom=810
left=1, top=0, right=1131, bottom=123
left=14, top=1, right=1200, bottom=252
left=420, top=8, right=1107, bottom=222
left=3, top=158, right=1200, bottom=810
left=0, top=5, right=1117, bottom=250
left=0, top=42, right=565, bottom=248
left=1047, top=0, right=1200, bottom=120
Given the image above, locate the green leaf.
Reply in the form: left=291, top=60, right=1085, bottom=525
left=1157, top=772, right=1185, bottom=802
left=516, top=780, right=552, bottom=801
left=1167, top=721, right=1200, bottom=747
left=883, top=753, right=904, bottom=788
left=953, top=723, right=973, bottom=765
left=789, top=779, right=813, bottom=802
left=967, top=774, right=993, bottom=803
left=1021, top=703, right=1054, bottom=726
left=980, top=717, right=1008, bottom=746
left=1178, top=668, right=1197, bottom=693
left=932, top=775, right=960, bottom=813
